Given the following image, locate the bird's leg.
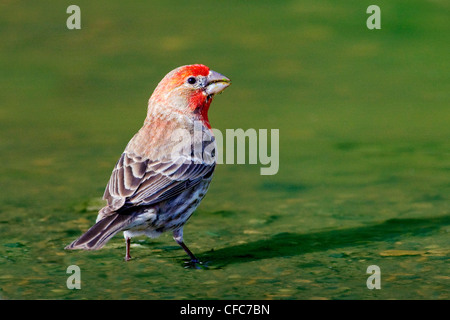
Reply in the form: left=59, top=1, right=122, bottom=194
left=124, top=237, right=132, bottom=261
left=178, top=240, right=199, bottom=262
left=173, top=229, right=201, bottom=266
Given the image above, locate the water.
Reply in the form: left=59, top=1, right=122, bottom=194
left=0, top=1, right=448, bottom=299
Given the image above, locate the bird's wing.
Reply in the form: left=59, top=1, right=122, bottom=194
left=99, top=151, right=215, bottom=218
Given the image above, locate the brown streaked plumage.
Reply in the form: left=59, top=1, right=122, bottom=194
left=65, top=64, right=231, bottom=264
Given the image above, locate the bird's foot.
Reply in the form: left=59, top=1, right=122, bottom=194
left=124, top=254, right=132, bottom=261
left=183, top=259, right=208, bottom=269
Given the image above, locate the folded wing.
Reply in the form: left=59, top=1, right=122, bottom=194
left=98, top=151, right=215, bottom=220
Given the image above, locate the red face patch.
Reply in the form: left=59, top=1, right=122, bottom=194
left=151, top=64, right=213, bottom=128
left=160, top=64, right=210, bottom=91
left=173, top=64, right=210, bottom=84
left=181, top=64, right=210, bottom=77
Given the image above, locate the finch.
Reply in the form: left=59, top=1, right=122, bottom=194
left=65, top=64, right=231, bottom=263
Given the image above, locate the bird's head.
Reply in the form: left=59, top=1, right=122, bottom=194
left=148, top=64, right=231, bottom=128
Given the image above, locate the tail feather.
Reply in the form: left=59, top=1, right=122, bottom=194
left=65, top=213, right=132, bottom=250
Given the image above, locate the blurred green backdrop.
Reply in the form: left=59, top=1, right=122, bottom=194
left=0, top=1, right=448, bottom=299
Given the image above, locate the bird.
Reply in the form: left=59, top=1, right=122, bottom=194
left=65, top=64, right=231, bottom=265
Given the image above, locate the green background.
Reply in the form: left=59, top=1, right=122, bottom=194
left=0, top=0, right=448, bottom=299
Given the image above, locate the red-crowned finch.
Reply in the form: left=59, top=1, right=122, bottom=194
left=66, top=64, right=231, bottom=264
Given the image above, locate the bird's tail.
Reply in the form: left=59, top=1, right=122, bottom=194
left=65, top=213, right=132, bottom=250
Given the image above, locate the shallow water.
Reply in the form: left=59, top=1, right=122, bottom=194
left=0, top=1, right=449, bottom=299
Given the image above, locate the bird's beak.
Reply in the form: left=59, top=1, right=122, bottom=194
left=204, top=70, right=231, bottom=96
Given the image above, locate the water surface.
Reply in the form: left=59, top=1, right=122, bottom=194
left=0, top=1, right=448, bottom=299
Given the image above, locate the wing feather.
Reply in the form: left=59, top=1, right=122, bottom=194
left=100, top=151, right=214, bottom=219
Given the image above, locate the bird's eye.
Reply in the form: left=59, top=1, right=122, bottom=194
left=187, top=77, right=197, bottom=85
